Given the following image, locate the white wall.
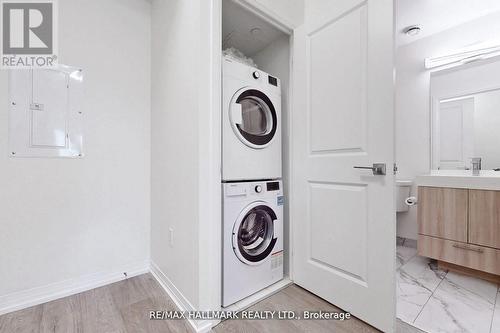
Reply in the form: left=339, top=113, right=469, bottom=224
left=150, top=0, right=201, bottom=309
left=151, top=0, right=222, bottom=316
left=197, top=0, right=223, bottom=317
left=0, top=0, right=151, bottom=299
left=253, top=35, right=291, bottom=276
left=474, top=90, right=500, bottom=169
left=396, top=11, right=500, bottom=239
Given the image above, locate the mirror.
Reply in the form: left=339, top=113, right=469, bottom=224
left=432, top=88, right=500, bottom=170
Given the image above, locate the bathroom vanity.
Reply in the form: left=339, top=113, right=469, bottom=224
left=417, top=171, right=500, bottom=280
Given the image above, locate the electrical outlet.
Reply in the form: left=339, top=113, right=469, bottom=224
left=169, top=227, right=174, bottom=247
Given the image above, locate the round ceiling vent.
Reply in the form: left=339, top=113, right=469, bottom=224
left=404, top=25, right=421, bottom=36
left=250, top=27, right=261, bottom=36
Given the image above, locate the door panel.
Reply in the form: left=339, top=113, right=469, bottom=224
left=469, top=190, right=500, bottom=249
left=292, top=0, right=395, bottom=331
left=418, top=187, right=468, bottom=242
left=31, top=69, right=68, bottom=148
left=309, top=5, right=367, bottom=153
left=310, top=182, right=368, bottom=282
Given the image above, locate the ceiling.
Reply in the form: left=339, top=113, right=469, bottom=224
left=222, top=0, right=286, bottom=56
left=397, top=0, right=500, bottom=46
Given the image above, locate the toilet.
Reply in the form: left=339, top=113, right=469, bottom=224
left=395, top=180, right=413, bottom=212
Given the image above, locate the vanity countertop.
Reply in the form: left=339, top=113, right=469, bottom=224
left=416, top=170, right=500, bottom=190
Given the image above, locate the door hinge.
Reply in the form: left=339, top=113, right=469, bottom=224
left=393, top=163, right=398, bottom=175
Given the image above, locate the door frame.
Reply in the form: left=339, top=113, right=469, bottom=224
left=202, top=0, right=296, bottom=320
left=202, top=0, right=396, bottom=330
left=227, top=2, right=296, bottom=284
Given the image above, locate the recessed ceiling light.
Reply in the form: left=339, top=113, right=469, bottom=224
left=404, top=25, right=421, bottom=36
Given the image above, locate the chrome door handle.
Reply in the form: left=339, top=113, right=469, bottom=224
left=353, top=163, right=387, bottom=175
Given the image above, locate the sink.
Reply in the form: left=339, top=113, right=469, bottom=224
left=416, top=170, right=500, bottom=190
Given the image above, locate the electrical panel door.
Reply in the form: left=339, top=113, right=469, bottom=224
left=9, top=65, right=83, bottom=158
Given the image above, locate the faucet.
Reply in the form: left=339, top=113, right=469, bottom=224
left=471, top=158, right=482, bottom=176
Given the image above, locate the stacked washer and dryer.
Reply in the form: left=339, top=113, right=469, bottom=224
left=221, top=55, right=284, bottom=307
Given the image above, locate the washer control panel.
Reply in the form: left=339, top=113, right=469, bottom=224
left=224, top=180, right=282, bottom=198
left=266, top=181, right=280, bottom=191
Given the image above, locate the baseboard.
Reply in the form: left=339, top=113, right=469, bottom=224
left=150, top=261, right=214, bottom=333
left=0, top=260, right=149, bottom=316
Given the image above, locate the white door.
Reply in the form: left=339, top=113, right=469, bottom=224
left=291, top=0, right=395, bottom=331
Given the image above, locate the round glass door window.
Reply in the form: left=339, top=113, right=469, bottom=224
left=231, top=89, right=277, bottom=148
left=233, top=204, right=277, bottom=265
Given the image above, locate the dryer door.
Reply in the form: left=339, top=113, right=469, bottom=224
left=229, top=89, right=277, bottom=149
left=233, top=202, right=277, bottom=265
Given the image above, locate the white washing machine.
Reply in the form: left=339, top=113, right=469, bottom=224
left=222, top=56, right=282, bottom=181
left=222, top=180, right=284, bottom=307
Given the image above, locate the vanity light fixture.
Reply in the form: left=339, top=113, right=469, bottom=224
left=425, top=44, right=500, bottom=70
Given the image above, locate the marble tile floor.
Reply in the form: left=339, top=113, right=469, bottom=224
left=396, top=241, right=500, bottom=333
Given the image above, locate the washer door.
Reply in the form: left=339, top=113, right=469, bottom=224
left=229, top=88, right=277, bottom=149
left=233, top=202, right=278, bottom=265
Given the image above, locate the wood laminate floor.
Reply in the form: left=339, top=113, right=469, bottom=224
left=0, top=273, right=422, bottom=333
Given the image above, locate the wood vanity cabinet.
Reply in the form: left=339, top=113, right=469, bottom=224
left=418, top=186, right=500, bottom=277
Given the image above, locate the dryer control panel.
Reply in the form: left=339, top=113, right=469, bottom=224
left=223, top=56, right=281, bottom=95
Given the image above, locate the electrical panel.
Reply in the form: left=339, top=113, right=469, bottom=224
left=9, top=65, right=83, bottom=158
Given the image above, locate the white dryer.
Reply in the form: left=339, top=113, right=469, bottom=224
left=222, top=56, right=282, bottom=181
left=222, top=180, right=284, bottom=307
